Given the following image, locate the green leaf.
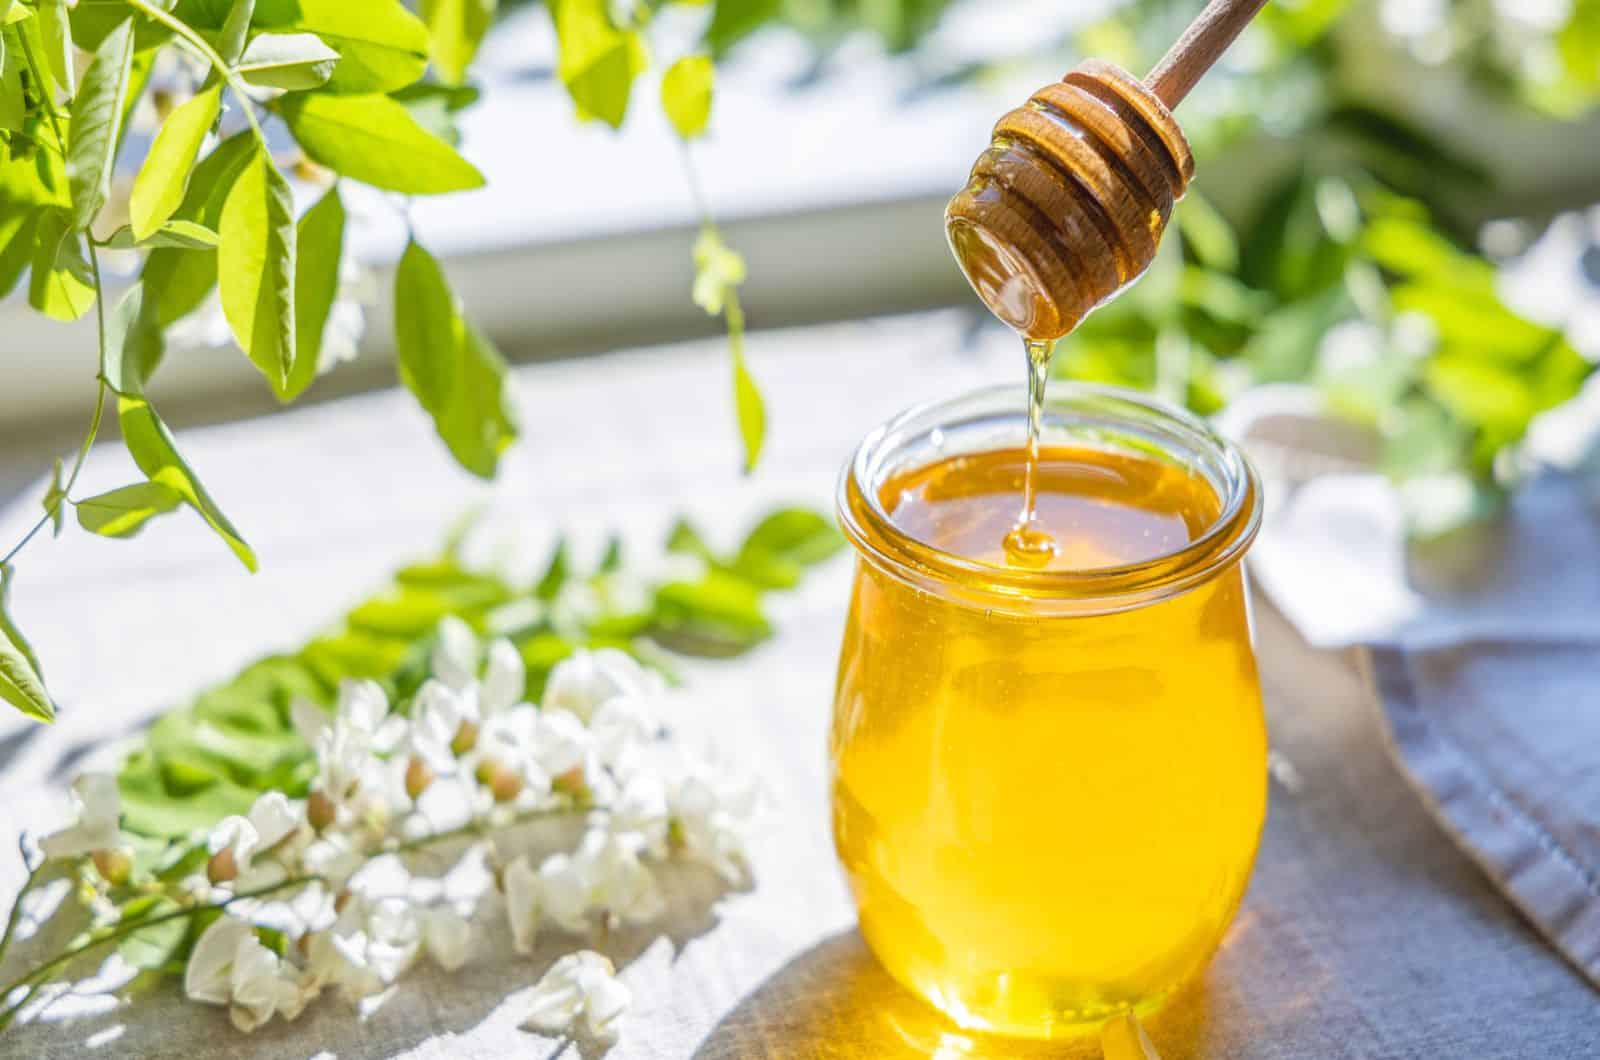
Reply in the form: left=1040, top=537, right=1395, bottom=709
left=101, top=283, right=166, bottom=395
left=216, top=0, right=256, bottom=66
left=651, top=570, right=771, bottom=656
left=37, top=0, right=73, bottom=96
left=391, top=80, right=479, bottom=146
left=219, top=148, right=297, bottom=389
left=394, top=239, right=459, bottom=415
left=67, top=16, right=134, bottom=231
left=118, top=394, right=258, bottom=571
left=29, top=207, right=95, bottom=321
left=704, top=0, right=781, bottom=57
left=0, top=207, right=35, bottom=300
left=731, top=335, right=764, bottom=474
left=738, top=508, right=844, bottom=567
left=1175, top=192, right=1238, bottom=272
left=141, top=131, right=256, bottom=326
left=42, top=458, right=66, bottom=537
left=118, top=751, right=258, bottom=837
left=280, top=92, right=484, bottom=194
left=117, top=897, right=187, bottom=970
left=661, top=55, right=713, bottom=139
left=535, top=537, right=569, bottom=601
left=422, top=0, right=496, bottom=86
left=553, top=0, right=648, bottom=128
left=282, top=183, right=345, bottom=402
left=237, top=32, right=341, bottom=90
left=434, top=318, right=517, bottom=478
left=76, top=480, right=185, bottom=538
left=106, top=219, right=221, bottom=250
left=666, top=517, right=714, bottom=562
left=0, top=33, right=23, bottom=133
left=129, top=84, right=222, bottom=240
left=255, top=0, right=428, bottom=94
left=0, top=564, right=53, bottom=723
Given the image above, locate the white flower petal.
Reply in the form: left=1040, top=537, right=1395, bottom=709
left=522, top=951, right=629, bottom=1041
left=186, top=916, right=252, bottom=1007
left=481, top=639, right=526, bottom=716
left=40, top=773, right=122, bottom=859
left=290, top=697, right=331, bottom=746
left=247, top=792, right=299, bottom=851
left=422, top=906, right=472, bottom=971
left=503, top=855, right=541, bottom=955
left=542, top=649, right=656, bottom=722
left=432, top=616, right=481, bottom=692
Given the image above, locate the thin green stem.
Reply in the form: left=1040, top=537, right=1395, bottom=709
left=123, top=0, right=266, bottom=144
left=390, top=804, right=589, bottom=855
left=0, top=36, right=111, bottom=570
left=0, top=866, right=41, bottom=972
left=0, top=875, right=318, bottom=1030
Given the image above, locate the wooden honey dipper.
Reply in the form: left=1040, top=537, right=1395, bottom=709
left=946, top=0, right=1271, bottom=341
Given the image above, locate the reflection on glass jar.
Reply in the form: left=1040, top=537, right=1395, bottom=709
left=830, top=383, right=1266, bottom=1039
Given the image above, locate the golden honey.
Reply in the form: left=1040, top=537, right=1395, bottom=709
left=831, top=384, right=1265, bottom=1038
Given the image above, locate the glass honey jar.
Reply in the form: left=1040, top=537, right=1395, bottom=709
left=830, top=382, right=1266, bottom=1039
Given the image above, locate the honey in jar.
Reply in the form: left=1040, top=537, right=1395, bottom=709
left=830, top=383, right=1265, bottom=1038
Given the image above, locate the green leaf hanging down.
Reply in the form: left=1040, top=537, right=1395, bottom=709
left=141, top=131, right=256, bottom=327
left=422, top=0, right=497, bottom=86
left=281, top=184, right=346, bottom=403
left=553, top=0, right=648, bottom=128
left=704, top=0, right=780, bottom=58
left=216, top=0, right=257, bottom=67
left=730, top=335, right=764, bottom=474
left=255, top=0, right=428, bottom=94
left=29, top=207, right=95, bottom=321
left=391, top=240, right=516, bottom=477
left=76, top=481, right=185, bottom=538
left=37, top=0, right=73, bottom=97
left=118, top=394, right=258, bottom=571
left=42, top=458, right=66, bottom=537
left=101, top=284, right=166, bottom=395
left=67, top=16, right=135, bottom=231
left=692, top=225, right=764, bottom=472
left=0, top=31, right=24, bottom=133
left=435, top=313, right=516, bottom=477
left=394, top=238, right=459, bottom=415
left=661, top=55, right=713, bottom=139
left=0, top=564, right=54, bottom=724
left=236, top=32, right=341, bottom=90
left=129, top=84, right=222, bottom=241
left=279, top=93, right=485, bottom=195
left=219, top=148, right=297, bottom=390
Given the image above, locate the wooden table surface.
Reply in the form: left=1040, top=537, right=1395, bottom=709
left=1, top=312, right=1595, bottom=1058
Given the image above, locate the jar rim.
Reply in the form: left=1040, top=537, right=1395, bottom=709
left=836, top=382, right=1263, bottom=613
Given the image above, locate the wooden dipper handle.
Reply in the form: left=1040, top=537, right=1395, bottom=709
left=1144, top=0, right=1272, bottom=108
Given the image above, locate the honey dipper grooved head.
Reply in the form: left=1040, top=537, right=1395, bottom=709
left=946, top=60, right=1194, bottom=342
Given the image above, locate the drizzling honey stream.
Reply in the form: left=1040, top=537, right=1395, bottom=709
left=945, top=58, right=1196, bottom=564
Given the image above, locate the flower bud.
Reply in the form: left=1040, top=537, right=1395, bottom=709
left=451, top=720, right=479, bottom=757
left=91, top=848, right=132, bottom=886
left=207, top=847, right=239, bottom=885
left=334, top=888, right=354, bottom=915
left=481, top=762, right=522, bottom=804
left=307, top=790, right=337, bottom=832
left=552, top=767, right=587, bottom=800
left=405, top=756, right=434, bottom=801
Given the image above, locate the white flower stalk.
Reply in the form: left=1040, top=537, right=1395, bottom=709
left=522, top=951, right=631, bottom=1042
left=670, top=766, right=758, bottom=886
left=186, top=915, right=315, bottom=1032
left=40, top=773, right=122, bottom=859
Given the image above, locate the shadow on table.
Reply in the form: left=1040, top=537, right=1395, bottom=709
left=690, top=929, right=1228, bottom=1059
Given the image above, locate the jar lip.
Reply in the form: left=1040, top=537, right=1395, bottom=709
left=837, top=382, right=1263, bottom=609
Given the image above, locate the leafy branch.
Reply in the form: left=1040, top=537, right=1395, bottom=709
left=0, top=0, right=783, bottom=725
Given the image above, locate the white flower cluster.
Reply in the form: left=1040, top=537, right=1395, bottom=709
left=39, top=619, right=758, bottom=1044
